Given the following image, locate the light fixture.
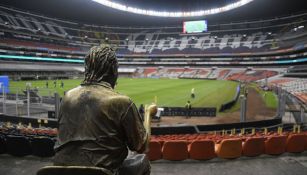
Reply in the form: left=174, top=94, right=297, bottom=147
left=92, top=0, right=254, bottom=17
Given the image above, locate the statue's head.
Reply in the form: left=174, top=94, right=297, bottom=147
left=83, top=44, right=118, bottom=88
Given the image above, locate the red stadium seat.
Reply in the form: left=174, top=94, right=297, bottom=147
left=147, top=140, right=162, bottom=161
left=215, top=138, right=242, bottom=159
left=242, top=137, right=265, bottom=157
left=162, top=140, right=188, bottom=161
left=265, top=135, right=287, bottom=155
left=286, top=134, right=306, bottom=153
left=188, top=140, right=216, bottom=160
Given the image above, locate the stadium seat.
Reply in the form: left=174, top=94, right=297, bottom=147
left=147, top=140, right=162, bottom=161
left=215, top=138, right=242, bottom=159
left=162, top=140, right=188, bottom=160
left=265, top=135, right=287, bottom=155
left=0, top=135, right=6, bottom=154
left=242, top=137, right=266, bottom=157
left=6, top=135, right=32, bottom=156
left=188, top=140, right=216, bottom=160
left=286, top=134, right=306, bottom=153
left=31, top=137, right=55, bottom=157
left=37, top=166, right=113, bottom=175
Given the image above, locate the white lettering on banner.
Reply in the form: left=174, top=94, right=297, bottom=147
left=15, top=14, right=36, bottom=32
left=45, top=21, right=67, bottom=38
left=0, top=11, right=22, bottom=29
left=125, top=32, right=269, bottom=53
left=0, top=10, right=67, bottom=37
left=30, top=17, right=49, bottom=35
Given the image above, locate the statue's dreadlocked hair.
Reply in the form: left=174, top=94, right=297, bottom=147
left=83, top=44, right=118, bottom=88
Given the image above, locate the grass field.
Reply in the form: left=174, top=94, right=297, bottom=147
left=9, top=78, right=239, bottom=111
left=250, top=83, right=278, bottom=109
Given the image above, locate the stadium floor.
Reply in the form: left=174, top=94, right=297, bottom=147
left=0, top=152, right=307, bottom=175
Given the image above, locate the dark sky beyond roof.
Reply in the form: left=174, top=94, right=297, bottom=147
left=0, top=0, right=306, bottom=27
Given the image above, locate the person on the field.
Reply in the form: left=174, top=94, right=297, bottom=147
left=191, top=88, right=195, bottom=98
left=60, top=80, right=64, bottom=88
left=45, top=81, right=49, bottom=88
left=53, top=80, right=57, bottom=88
left=54, top=45, right=150, bottom=175
left=185, top=100, right=192, bottom=118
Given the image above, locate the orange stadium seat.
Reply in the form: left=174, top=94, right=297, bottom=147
left=286, top=134, right=306, bottom=153
left=162, top=140, right=188, bottom=161
left=147, top=140, right=162, bottom=161
left=188, top=140, right=216, bottom=160
left=242, top=137, right=265, bottom=157
left=265, top=135, right=287, bottom=155
left=215, top=138, right=242, bottom=159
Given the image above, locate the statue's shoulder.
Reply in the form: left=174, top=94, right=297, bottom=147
left=109, top=92, right=131, bottom=104
left=64, top=86, right=83, bottom=97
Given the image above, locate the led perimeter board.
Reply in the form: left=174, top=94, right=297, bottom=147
left=183, top=20, right=208, bottom=33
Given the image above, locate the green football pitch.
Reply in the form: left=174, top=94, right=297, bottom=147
left=9, top=78, right=239, bottom=110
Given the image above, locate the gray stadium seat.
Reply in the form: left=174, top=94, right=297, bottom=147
left=0, top=135, right=6, bottom=154
left=31, top=137, right=55, bottom=157
left=6, top=135, right=32, bottom=156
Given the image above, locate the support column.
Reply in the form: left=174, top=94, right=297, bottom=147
left=54, top=93, right=60, bottom=119
left=240, top=95, right=247, bottom=122
left=2, top=84, right=6, bottom=114
left=27, top=89, right=30, bottom=117
left=280, top=91, right=286, bottom=118
left=300, top=107, right=305, bottom=124
left=277, top=88, right=286, bottom=119
left=16, top=90, right=19, bottom=116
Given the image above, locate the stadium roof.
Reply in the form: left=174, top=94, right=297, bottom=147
left=91, top=0, right=254, bottom=17
left=0, top=0, right=306, bottom=26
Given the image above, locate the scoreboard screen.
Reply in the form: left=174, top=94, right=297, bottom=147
left=183, top=20, right=208, bottom=33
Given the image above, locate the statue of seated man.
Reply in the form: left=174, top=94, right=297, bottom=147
left=53, top=45, right=150, bottom=175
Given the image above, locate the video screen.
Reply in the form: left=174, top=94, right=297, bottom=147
left=183, top=20, right=208, bottom=33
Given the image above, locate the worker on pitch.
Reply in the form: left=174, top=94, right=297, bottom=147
left=60, top=80, right=64, bottom=88
left=191, top=88, right=195, bottom=98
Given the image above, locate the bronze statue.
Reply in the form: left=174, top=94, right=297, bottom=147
left=53, top=45, right=150, bottom=175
